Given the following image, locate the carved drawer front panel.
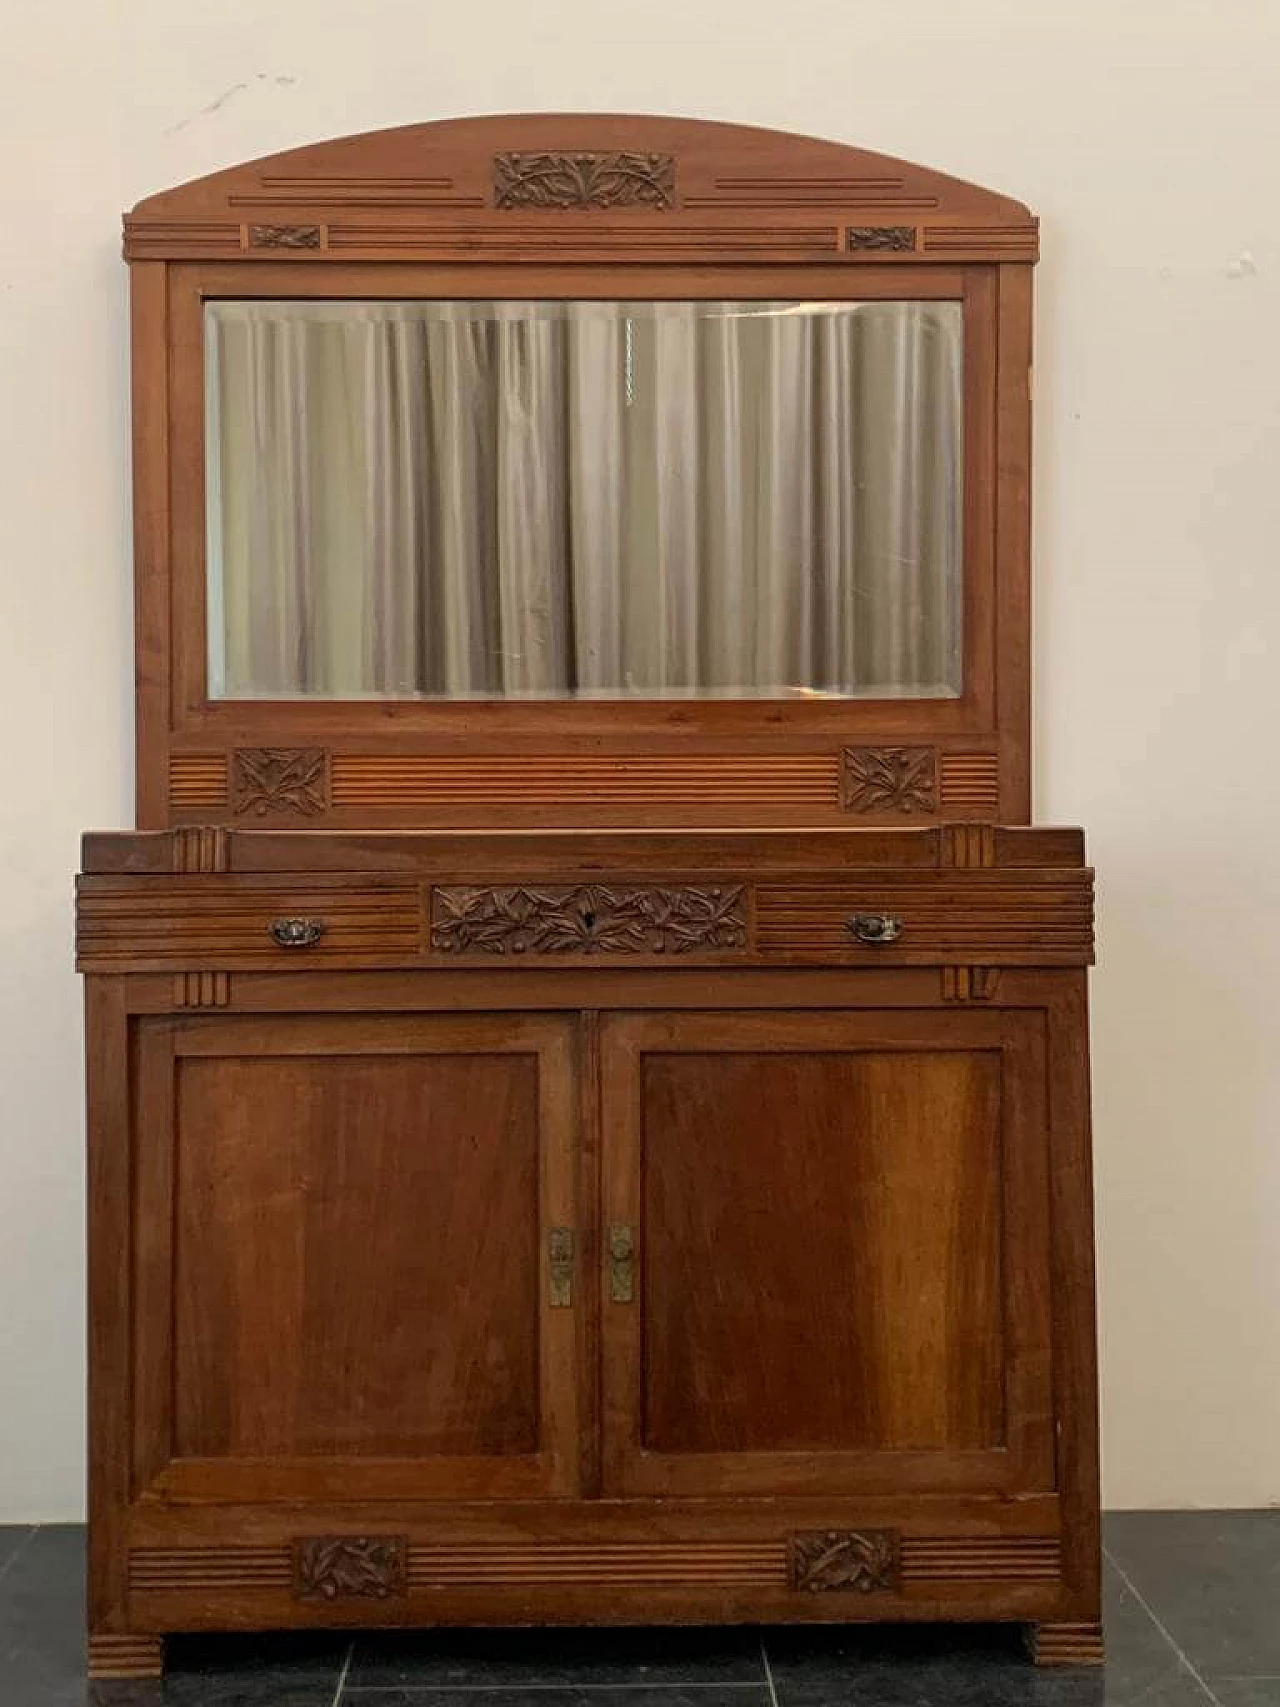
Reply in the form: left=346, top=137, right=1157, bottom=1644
left=430, top=884, right=748, bottom=958
left=76, top=877, right=420, bottom=970
left=755, top=872, right=1094, bottom=965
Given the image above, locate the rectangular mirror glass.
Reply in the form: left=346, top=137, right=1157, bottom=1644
left=205, top=299, right=963, bottom=701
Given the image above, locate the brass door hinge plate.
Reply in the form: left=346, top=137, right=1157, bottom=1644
left=609, top=1223, right=635, bottom=1303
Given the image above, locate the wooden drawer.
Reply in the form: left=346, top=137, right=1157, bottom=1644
left=77, top=869, right=1094, bottom=972
left=755, top=871, right=1094, bottom=965
left=76, top=829, right=1094, bottom=974
left=75, top=876, right=421, bottom=970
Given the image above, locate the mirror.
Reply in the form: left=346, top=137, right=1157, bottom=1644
left=205, top=298, right=963, bottom=701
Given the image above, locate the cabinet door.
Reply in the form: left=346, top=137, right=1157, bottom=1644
left=132, top=1013, right=580, bottom=1503
left=600, top=1008, right=1053, bottom=1498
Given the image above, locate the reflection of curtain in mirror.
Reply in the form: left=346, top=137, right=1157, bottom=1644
left=206, top=300, right=962, bottom=699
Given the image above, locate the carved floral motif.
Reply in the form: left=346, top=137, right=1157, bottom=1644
left=791, top=1529, right=900, bottom=1594
left=494, top=151, right=675, bottom=210
left=431, top=884, right=746, bottom=955
left=249, top=223, right=322, bottom=249
left=231, top=748, right=328, bottom=817
left=847, top=225, right=916, bottom=251
left=840, top=747, right=937, bottom=815
left=294, top=1535, right=406, bottom=1600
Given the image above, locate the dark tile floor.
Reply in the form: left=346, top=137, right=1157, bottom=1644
left=1, top=1514, right=1276, bottom=1705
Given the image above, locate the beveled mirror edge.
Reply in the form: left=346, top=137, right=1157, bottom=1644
left=204, top=296, right=966, bottom=706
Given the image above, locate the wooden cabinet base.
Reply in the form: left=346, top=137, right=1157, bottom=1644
left=117, top=1508, right=1092, bottom=1615
left=87, top=1633, right=165, bottom=1680
left=79, top=827, right=1099, bottom=1679
left=1027, top=1622, right=1106, bottom=1666
left=85, top=1614, right=1108, bottom=1682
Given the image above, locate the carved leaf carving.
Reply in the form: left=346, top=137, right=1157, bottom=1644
left=847, top=225, right=916, bottom=251
left=791, top=1529, right=900, bottom=1593
left=249, top=223, right=322, bottom=249
left=231, top=748, right=328, bottom=817
left=295, top=1535, right=406, bottom=1600
left=840, top=747, right=937, bottom=815
left=431, top=884, right=747, bottom=955
left=494, top=151, right=675, bottom=210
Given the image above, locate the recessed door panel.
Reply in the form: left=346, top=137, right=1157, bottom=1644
left=134, top=1013, right=579, bottom=1503
left=642, top=1048, right=1004, bottom=1454
left=601, top=1009, right=1052, bottom=1499
left=173, top=1052, right=540, bottom=1460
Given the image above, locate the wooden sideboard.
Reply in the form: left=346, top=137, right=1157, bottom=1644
left=83, top=114, right=1100, bottom=1680
left=79, top=825, right=1100, bottom=1678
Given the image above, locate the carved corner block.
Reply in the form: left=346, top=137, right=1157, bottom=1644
left=173, top=971, right=231, bottom=1008
left=941, top=966, right=1001, bottom=1002
left=231, top=748, right=329, bottom=817
left=170, top=826, right=230, bottom=872
left=790, top=1529, right=900, bottom=1594
left=494, top=150, right=675, bottom=210
left=939, top=822, right=997, bottom=868
left=840, top=747, right=937, bottom=815
left=294, top=1535, right=407, bottom=1601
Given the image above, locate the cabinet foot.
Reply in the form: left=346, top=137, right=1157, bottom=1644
left=1026, top=1622, right=1104, bottom=1666
left=88, top=1632, right=165, bottom=1680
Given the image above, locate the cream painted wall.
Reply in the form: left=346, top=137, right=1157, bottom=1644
left=2, top=0, right=1278, bottom=1520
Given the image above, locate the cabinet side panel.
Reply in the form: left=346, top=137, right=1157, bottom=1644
left=87, top=978, right=132, bottom=1629
left=1046, top=977, right=1102, bottom=1615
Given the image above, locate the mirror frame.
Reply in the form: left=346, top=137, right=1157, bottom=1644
left=126, top=113, right=1037, bottom=829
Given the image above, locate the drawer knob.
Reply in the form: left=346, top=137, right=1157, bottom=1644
left=847, top=913, right=903, bottom=945
left=268, top=917, right=326, bottom=948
